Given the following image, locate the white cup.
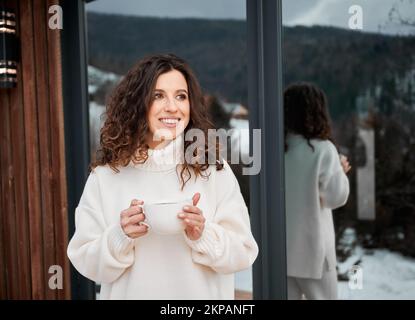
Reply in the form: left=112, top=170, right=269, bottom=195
left=140, top=199, right=193, bottom=235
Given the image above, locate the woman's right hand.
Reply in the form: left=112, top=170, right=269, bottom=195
left=120, top=199, right=148, bottom=239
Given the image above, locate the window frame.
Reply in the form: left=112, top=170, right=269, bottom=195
left=247, top=0, right=287, bottom=300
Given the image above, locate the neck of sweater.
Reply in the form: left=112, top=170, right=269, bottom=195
left=131, top=134, right=184, bottom=172
left=287, top=132, right=306, bottom=148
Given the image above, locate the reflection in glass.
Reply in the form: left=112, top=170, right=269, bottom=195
left=283, top=0, right=415, bottom=299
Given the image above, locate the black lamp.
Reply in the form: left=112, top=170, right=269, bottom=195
left=0, top=1, right=18, bottom=88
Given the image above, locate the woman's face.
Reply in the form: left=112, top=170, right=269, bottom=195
left=146, top=69, right=190, bottom=148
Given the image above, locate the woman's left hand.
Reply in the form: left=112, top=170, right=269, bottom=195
left=340, top=154, right=352, bottom=174
left=178, top=192, right=205, bottom=241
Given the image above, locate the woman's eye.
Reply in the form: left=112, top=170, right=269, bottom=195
left=154, top=93, right=163, bottom=100
left=177, top=94, right=187, bottom=101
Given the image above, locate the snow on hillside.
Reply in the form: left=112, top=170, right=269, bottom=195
left=88, top=65, right=121, bottom=94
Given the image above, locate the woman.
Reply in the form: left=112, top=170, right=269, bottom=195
left=67, top=54, right=258, bottom=300
left=284, top=82, right=351, bottom=300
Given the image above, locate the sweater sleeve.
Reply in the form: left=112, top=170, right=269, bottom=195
left=183, top=162, right=259, bottom=274
left=318, top=142, right=350, bottom=210
left=67, top=170, right=136, bottom=284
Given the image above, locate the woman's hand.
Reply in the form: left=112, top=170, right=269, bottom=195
left=340, top=154, right=352, bottom=174
left=120, top=199, right=148, bottom=239
left=178, top=193, right=205, bottom=241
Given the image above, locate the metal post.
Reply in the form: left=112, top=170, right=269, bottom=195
left=247, top=0, right=287, bottom=299
left=61, top=0, right=96, bottom=300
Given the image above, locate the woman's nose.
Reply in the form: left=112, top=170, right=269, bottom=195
left=164, top=97, right=178, bottom=112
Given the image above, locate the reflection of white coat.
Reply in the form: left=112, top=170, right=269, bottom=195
left=285, top=134, right=350, bottom=279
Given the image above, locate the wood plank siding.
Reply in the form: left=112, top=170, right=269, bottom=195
left=0, top=0, right=70, bottom=299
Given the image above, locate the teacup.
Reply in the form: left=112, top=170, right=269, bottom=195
left=140, top=199, right=193, bottom=235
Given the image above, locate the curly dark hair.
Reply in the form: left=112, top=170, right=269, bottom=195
left=91, top=53, right=224, bottom=189
left=283, top=82, right=336, bottom=152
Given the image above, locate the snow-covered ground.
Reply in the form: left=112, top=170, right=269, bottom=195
left=338, top=246, right=415, bottom=300
left=234, top=247, right=415, bottom=299
left=89, top=101, right=106, bottom=152
left=235, top=268, right=253, bottom=293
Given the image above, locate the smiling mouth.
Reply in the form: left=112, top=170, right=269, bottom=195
left=159, top=118, right=181, bottom=125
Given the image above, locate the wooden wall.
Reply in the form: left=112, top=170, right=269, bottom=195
left=0, top=0, right=71, bottom=299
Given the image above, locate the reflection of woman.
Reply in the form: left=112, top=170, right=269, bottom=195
left=67, top=54, right=258, bottom=299
left=284, top=82, right=351, bottom=300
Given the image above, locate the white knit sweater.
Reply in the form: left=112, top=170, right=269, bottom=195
left=67, top=134, right=258, bottom=299
left=285, top=133, right=350, bottom=279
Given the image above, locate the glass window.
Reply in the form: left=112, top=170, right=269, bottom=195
left=85, top=0, right=251, bottom=300
left=283, top=0, right=415, bottom=300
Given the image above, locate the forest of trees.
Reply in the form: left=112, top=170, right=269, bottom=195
left=87, top=12, right=415, bottom=119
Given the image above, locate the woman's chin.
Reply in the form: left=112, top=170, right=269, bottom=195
left=154, top=126, right=185, bottom=139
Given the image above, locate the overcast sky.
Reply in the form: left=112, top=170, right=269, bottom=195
left=87, top=0, right=415, bottom=35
